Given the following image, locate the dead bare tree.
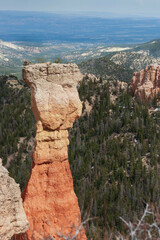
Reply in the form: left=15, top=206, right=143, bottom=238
left=40, top=217, right=95, bottom=240
left=118, top=204, right=160, bottom=240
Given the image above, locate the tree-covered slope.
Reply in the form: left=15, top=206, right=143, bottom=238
left=79, top=57, right=133, bottom=82
left=134, top=39, right=160, bottom=58
left=0, top=75, right=160, bottom=239
left=106, top=39, right=160, bottom=72
left=69, top=78, right=160, bottom=239
left=0, top=76, right=35, bottom=188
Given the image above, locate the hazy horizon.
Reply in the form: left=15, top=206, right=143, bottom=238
left=0, top=0, right=160, bottom=18
left=0, top=10, right=160, bottom=19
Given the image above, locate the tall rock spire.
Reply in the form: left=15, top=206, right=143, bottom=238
left=15, top=63, right=87, bottom=240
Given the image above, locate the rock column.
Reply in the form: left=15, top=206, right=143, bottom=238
left=16, top=63, right=87, bottom=240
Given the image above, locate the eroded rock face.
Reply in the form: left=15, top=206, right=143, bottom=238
left=0, top=158, right=29, bottom=240
left=130, top=65, right=160, bottom=101
left=15, top=63, right=86, bottom=240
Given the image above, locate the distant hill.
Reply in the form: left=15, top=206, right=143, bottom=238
left=78, top=39, right=160, bottom=78
left=109, top=39, right=160, bottom=71
left=79, top=57, right=133, bottom=82
left=134, top=39, right=160, bottom=58
left=110, top=51, right=160, bottom=72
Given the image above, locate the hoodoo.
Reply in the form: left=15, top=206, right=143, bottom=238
left=130, top=65, right=160, bottom=101
left=15, top=63, right=87, bottom=240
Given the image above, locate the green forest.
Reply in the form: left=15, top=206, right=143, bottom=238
left=0, top=75, right=160, bottom=239
left=0, top=76, right=35, bottom=188
left=69, top=77, right=160, bottom=238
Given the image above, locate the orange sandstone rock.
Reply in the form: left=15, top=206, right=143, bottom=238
left=130, top=65, right=160, bottom=101
left=15, top=63, right=86, bottom=240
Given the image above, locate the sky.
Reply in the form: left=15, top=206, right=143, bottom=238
left=0, top=0, right=160, bottom=18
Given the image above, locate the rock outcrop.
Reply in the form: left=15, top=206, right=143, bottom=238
left=0, top=158, right=29, bottom=240
left=130, top=65, right=160, bottom=101
left=15, top=63, right=87, bottom=240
